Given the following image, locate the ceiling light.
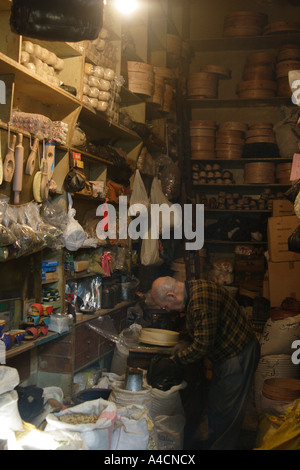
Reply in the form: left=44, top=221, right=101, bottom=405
left=114, top=0, right=138, bottom=14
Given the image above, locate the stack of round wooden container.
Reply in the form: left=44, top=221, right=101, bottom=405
left=245, top=123, right=276, bottom=144
left=276, top=44, right=300, bottom=97
left=216, top=121, right=247, bottom=159
left=276, top=162, right=292, bottom=184
left=188, top=71, right=219, bottom=99
left=237, top=52, right=277, bottom=98
left=244, top=162, right=275, bottom=183
left=190, top=120, right=216, bottom=159
left=127, top=61, right=154, bottom=96
left=263, top=21, right=300, bottom=36
left=188, top=65, right=231, bottom=99
left=223, top=11, right=268, bottom=37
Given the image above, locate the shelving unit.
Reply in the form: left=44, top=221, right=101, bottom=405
left=0, top=0, right=188, bottom=393
left=184, top=13, right=299, bottom=286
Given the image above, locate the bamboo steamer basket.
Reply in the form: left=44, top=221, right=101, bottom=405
left=190, top=128, right=216, bottom=137
left=276, top=60, right=300, bottom=78
left=249, top=122, right=273, bottom=130
left=199, top=65, right=231, bottom=79
left=191, top=150, right=216, bottom=160
left=246, top=52, right=276, bottom=66
left=190, top=137, right=215, bottom=151
left=264, top=21, right=300, bottom=35
left=276, top=162, right=292, bottom=182
left=216, top=149, right=243, bottom=159
left=216, top=143, right=244, bottom=151
left=128, top=78, right=153, bottom=96
left=153, top=66, right=174, bottom=81
left=223, top=11, right=267, bottom=37
left=216, top=130, right=244, bottom=139
left=127, top=61, right=153, bottom=73
left=216, top=135, right=244, bottom=145
left=243, top=65, right=274, bottom=81
left=262, top=377, right=300, bottom=402
left=237, top=79, right=277, bottom=98
left=246, top=135, right=276, bottom=143
left=219, top=121, right=248, bottom=133
left=190, top=120, right=216, bottom=129
left=246, top=128, right=275, bottom=139
left=237, top=79, right=277, bottom=92
left=277, top=45, right=300, bottom=62
left=244, top=162, right=275, bottom=183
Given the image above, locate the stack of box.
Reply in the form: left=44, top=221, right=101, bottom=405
left=42, top=260, right=59, bottom=283
left=266, top=199, right=300, bottom=306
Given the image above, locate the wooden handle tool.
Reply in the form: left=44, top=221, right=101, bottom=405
left=12, top=133, right=24, bottom=204
left=25, top=137, right=39, bottom=175
left=3, top=134, right=16, bottom=183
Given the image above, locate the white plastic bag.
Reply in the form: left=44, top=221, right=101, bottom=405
left=0, top=366, right=20, bottom=395
left=154, top=414, right=186, bottom=450
left=109, top=378, right=152, bottom=417
left=151, top=382, right=186, bottom=419
left=129, top=170, right=149, bottom=208
left=45, top=398, right=117, bottom=450
left=111, top=405, right=149, bottom=450
left=260, top=314, right=300, bottom=356
left=63, top=207, right=86, bottom=251
left=0, top=390, right=24, bottom=438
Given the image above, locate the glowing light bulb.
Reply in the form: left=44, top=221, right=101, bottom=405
left=115, top=0, right=138, bottom=14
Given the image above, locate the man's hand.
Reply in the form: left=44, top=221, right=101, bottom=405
left=171, top=340, right=190, bottom=355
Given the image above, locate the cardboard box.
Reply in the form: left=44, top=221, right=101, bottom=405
left=272, top=199, right=295, bottom=217
left=268, top=260, right=300, bottom=306
left=268, top=215, right=300, bottom=262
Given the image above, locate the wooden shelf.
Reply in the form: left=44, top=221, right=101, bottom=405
left=6, top=328, right=72, bottom=359
left=193, top=183, right=291, bottom=189
left=187, top=97, right=293, bottom=109
left=189, top=32, right=300, bottom=52
left=204, top=239, right=267, bottom=245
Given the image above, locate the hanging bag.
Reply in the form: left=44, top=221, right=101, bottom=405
left=10, top=0, right=103, bottom=42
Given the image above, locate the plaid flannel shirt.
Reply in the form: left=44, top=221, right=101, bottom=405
left=175, top=280, right=255, bottom=365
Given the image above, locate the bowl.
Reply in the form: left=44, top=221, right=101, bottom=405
left=139, top=328, right=179, bottom=346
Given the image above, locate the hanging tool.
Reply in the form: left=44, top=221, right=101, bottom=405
left=3, top=132, right=16, bottom=183
left=12, top=133, right=24, bottom=204
left=25, top=137, right=39, bottom=175
left=40, top=158, right=49, bottom=200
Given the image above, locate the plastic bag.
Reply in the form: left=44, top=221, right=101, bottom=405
left=273, top=107, right=300, bottom=158
left=111, top=405, right=150, bottom=450
left=129, top=170, right=149, bottom=208
left=10, top=0, right=103, bottom=42
left=284, top=179, right=300, bottom=203
left=255, top=399, right=300, bottom=450
left=288, top=225, right=300, bottom=253
left=0, top=366, right=20, bottom=395
left=63, top=199, right=86, bottom=251
left=45, top=398, right=117, bottom=450
left=150, top=177, right=181, bottom=235
left=294, top=191, right=300, bottom=219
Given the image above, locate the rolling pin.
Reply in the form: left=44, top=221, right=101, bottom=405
left=25, top=137, right=39, bottom=175
left=12, top=133, right=24, bottom=204
left=3, top=134, right=16, bottom=183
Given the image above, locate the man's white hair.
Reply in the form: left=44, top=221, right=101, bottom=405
left=153, top=276, right=177, bottom=302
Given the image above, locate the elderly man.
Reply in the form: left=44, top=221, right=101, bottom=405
left=151, top=276, right=260, bottom=450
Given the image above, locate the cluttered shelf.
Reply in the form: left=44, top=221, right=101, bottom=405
left=5, top=300, right=135, bottom=361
